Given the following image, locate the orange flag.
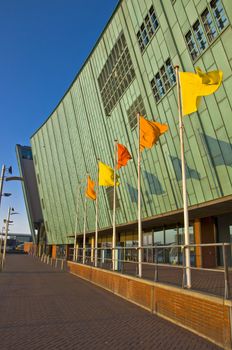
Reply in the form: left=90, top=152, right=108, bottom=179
left=140, top=116, right=168, bottom=151
left=117, top=143, right=132, bottom=169
left=85, top=175, right=96, bottom=200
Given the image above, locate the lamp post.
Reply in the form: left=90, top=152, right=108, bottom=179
left=1, top=207, right=19, bottom=269
left=0, top=226, right=4, bottom=261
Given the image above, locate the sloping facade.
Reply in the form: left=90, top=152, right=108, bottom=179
left=31, top=0, right=232, bottom=246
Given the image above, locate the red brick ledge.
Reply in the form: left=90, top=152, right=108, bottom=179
left=68, top=261, right=231, bottom=349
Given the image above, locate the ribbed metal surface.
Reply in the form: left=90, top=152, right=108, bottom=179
left=31, top=0, right=232, bottom=244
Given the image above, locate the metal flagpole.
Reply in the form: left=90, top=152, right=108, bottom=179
left=112, top=140, right=118, bottom=271
left=95, top=161, right=99, bottom=267
left=73, top=182, right=80, bottom=262
left=137, top=113, right=142, bottom=278
left=175, top=65, right=191, bottom=288
left=83, top=175, right=88, bottom=265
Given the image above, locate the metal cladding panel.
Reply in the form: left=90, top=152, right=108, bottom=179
left=31, top=0, right=232, bottom=244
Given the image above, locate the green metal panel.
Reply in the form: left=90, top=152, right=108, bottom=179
left=31, top=0, right=232, bottom=244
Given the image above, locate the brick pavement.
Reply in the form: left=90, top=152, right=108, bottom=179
left=0, top=255, right=221, bottom=350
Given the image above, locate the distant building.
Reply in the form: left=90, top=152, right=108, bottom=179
left=29, top=0, right=232, bottom=268
left=16, top=145, right=44, bottom=248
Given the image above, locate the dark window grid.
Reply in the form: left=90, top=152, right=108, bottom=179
left=160, top=65, right=171, bottom=91
left=106, top=187, right=120, bottom=210
left=193, top=20, right=208, bottom=52
left=210, top=0, right=229, bottom=31
left=201, top=8, right=218, bottom=43
left=166, top=59, right=176, bottom=85
left=127, top=95, right=146, bottom=130
left=145, top=14, right=154, bottom=38
left=155, top=73, right=165, bottom=98
left=137, top=31, right=145, bottom=52
left=185, top=30, right=199, bottom=61
left=151, top=78, right=161, bottom=103
left=149, top=6, right=159, bottom=31
left=141, top=23, right=149, bottom=47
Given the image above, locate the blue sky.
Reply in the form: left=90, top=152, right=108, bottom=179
left=0, top=0, right=118, bottom=235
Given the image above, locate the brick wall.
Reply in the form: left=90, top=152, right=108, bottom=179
left=68, top=261, right=232, bottom=349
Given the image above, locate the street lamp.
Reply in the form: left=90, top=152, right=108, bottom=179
left=0, top=164, right=23, bottom=210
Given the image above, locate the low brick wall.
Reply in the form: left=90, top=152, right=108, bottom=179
left=68, top=261, right=232, bottom=349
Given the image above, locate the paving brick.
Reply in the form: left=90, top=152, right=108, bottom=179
left=0, top=255, right=220, bottom=350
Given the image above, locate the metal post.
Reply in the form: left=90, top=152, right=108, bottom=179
left=112, top=140, right=118, bottom=271
left=223, top=244, right=230, bottom=299
left=0, top=165, right=6, bottom=209
left=2, top=207, right=11, bottom=269
left=175, top=66, right=191, bottom=288
left=154, top=247, right=158, bottom=282
left=73, top=183, right=80, bottom=262
left=83, top=176, right=88, bottom=264
left=95, top=160, right=99, bottom=267
left=137, top=113, right=142, bottom=278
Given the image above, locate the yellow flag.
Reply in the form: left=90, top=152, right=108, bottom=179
left=98, top=161, right=119, bottom=186
left=140, top=116, right=168, bottom=151
left=180, top=67, right=223, bottom=116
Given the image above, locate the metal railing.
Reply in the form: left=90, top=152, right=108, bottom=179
left=68, top=243, right=232, bottom=299
left=30, top=252, right=67, bottom=271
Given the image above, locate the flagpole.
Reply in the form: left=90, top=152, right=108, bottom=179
left=112, top=139, right=118, bottom=271
left=95, top=161, right=99, bottom=267
left=175, top=65, right=191, bottom=288
left=83, top=175, right=88, bottom=265
left=137, top=113, right=142, bottom=278
left=73, top=182, right=80, bottom=262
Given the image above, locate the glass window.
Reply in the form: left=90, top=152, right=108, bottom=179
left=210, top=0, right=229, bottom=31
left=185, top=30, right=199, bottom=61
left=160, top=65, right=171, bottom=91
left=145, top=14, right=154, bottom=38
left=137, top=30, right=145, bottom=52
left=127, top=95, right=146, bottom=130
left=155, top=72, right=165, bottom=98
left=151, top=78, right=160, bottom=103
left=149, top=6, right=159, bottom=31
left=201, top=8, right=218, bottom=42
left=153, top=229, right=164, bottom=245
left=193, top=20, right=208, bottom=52
left=166, top=59, right=176, bottom=85
left=98, top=32, right=135, bottom=116
left=21, top=148, right=33, bottom=160
left=141, top=23, right=149, bottom=47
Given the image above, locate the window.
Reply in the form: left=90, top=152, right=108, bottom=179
left=193, top=20, right=208, bottom=52
left=21, top=148, right=33, bottom=160
left=127, top=95, right=146, bottom=130
left=155, top=73, right=165, bottom=98
left=201, top=8, right=217, bottom=42
left=185, top=31, right=200, bottom=61
left=210, top=0, right=228, bottom=31
left=98, top=32, right=135, bottom=116
left=160, top=65, right=171, bottom=91
left=141, top=23, right=149, bottom=47
left=149, top=6, right=159, bottom=31
left=137, top=6, right=159, bottom=53
left=186, top=1, right=229, bottom=61
left=106, top=187, right=120, bottom=211
left=151, top=59, right=176, bottom=103
left=166, top=59, right=176, bottom=85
